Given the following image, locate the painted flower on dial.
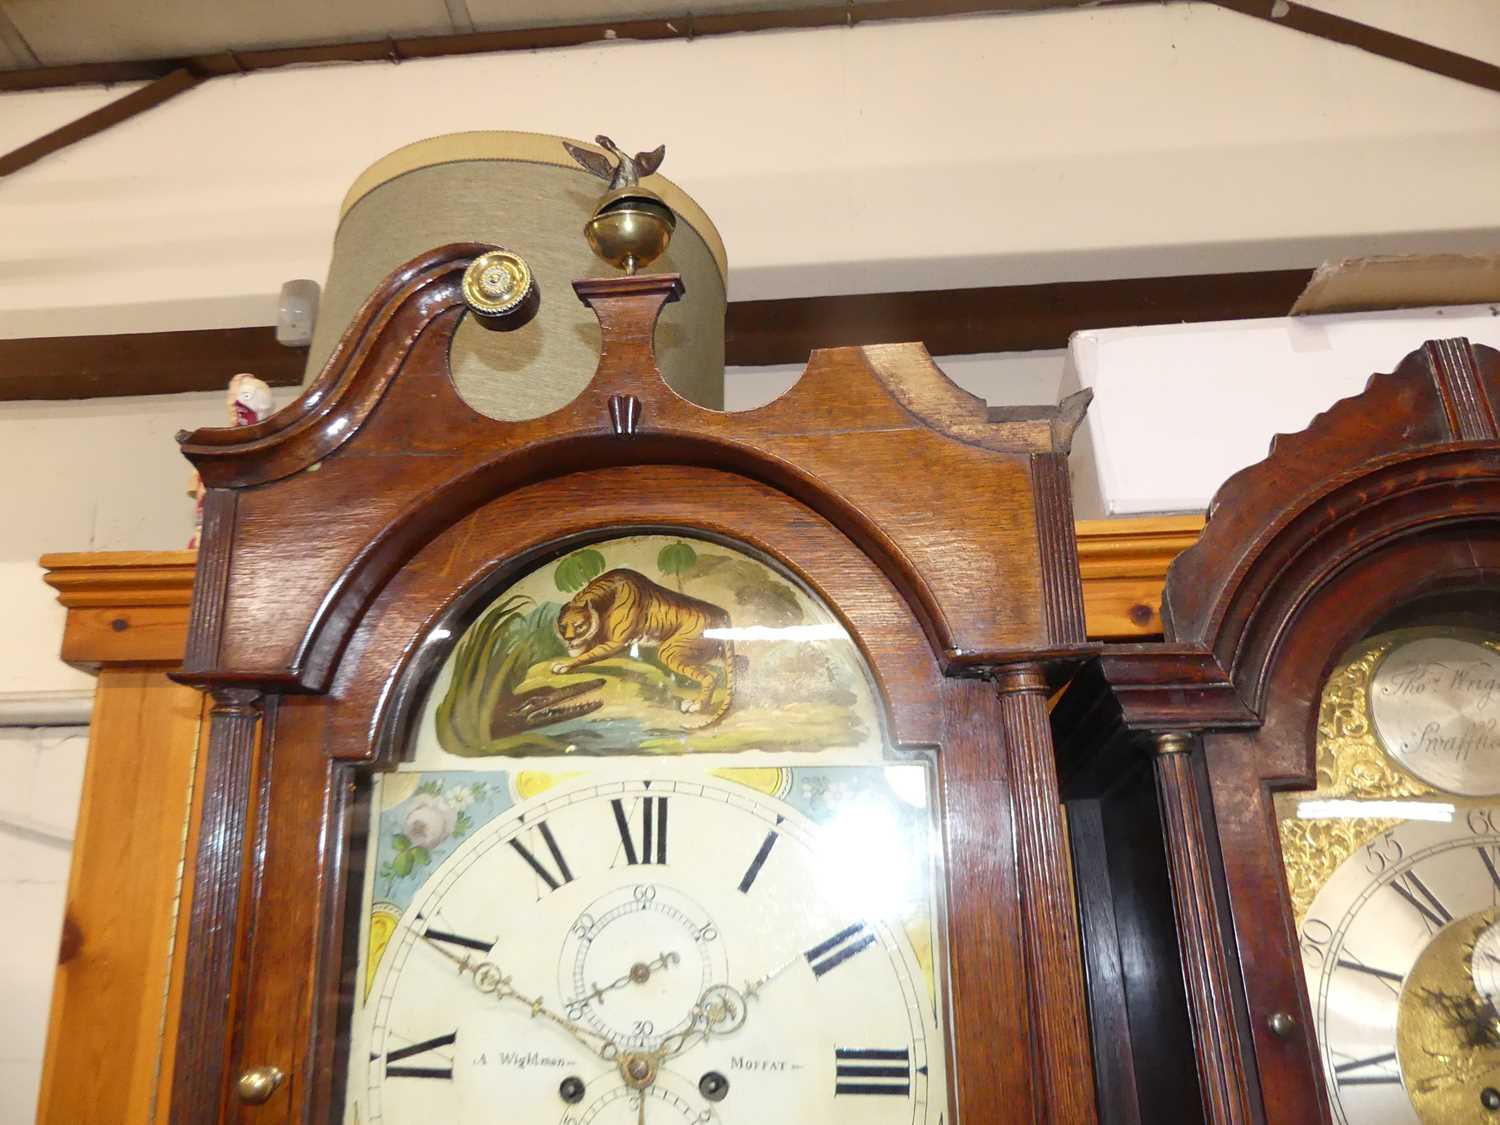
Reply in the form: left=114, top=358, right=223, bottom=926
left=378, top=779, right=500, bottom=894
left=404, top=796, right=458, bottom=850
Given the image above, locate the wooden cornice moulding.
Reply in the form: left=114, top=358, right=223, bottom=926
left=40, top=550, right=198, bottom=666
left=38, top=515, right=1206, bottom=666
left=1075, top=514, right=1206, bottom=640
left=41, top=550, right=198, bottom=607
left=174, top=247, right=1100, bottom=687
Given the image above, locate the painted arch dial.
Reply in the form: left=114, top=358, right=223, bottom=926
left=347, top=775, right=948, bottom=1125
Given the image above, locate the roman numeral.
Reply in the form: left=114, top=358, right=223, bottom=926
left=423, top=928, right=492, bottom=953
left=805, top=922, right=876, bottom=977
left=611, top=796, right=668, bottom=866
left=1478, top=843, right=1500, bottom=896
left=509, top=820, right=575, bottom=893
left=1335, top=954, right=1403, bottom=997
left=384, top=1031, right=457, bottom=1079
left=835, top=1047, right=911, bottom=1096
left=738, top=829, right=779, bottom=894
left=1333, top=1050, right=1400, bottom=1087
left=1388, top=871, right=1452, bottom=934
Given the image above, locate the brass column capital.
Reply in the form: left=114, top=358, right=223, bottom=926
left=1154, top=730, right=1196, bottom=756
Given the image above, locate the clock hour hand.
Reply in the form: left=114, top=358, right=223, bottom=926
left=417, top=932, right=622, bottom=1061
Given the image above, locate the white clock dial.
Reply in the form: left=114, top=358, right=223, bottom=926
left=1297, top=807, right=1500, bottom=1124
left=571, top=1069, right=719, bottom=1124
left=349, top=772, right=947, bottom=1125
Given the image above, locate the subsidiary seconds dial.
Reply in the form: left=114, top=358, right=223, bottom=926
left=354, top=774, right=947, bottom=1125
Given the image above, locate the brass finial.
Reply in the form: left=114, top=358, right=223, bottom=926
left=564, top=135, right=676, bottom=275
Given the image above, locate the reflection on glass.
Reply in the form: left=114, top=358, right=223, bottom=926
left=1294, top=801, right=1455, bottom=823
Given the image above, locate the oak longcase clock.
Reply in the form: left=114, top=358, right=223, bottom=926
left=169, top=240, right=1100, bottom=1124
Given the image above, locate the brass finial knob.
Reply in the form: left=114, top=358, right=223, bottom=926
left=563, top=135, right=676, bottom=276
left=583, top=186, right=676, bottom=275
left=235, top=1065, right=284, bottom=1104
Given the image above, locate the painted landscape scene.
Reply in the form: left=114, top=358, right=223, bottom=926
left=422, top=535, right=883, bottom=757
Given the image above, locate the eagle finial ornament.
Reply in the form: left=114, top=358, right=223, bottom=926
left=564, top=135, right=667, bottom=192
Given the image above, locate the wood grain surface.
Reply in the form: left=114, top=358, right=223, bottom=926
left=995, top=664, right=1097, bottom=1123
left=174, top=249, right=1087, bottom=691
left=35, top=670, right=207, bottom=1125
left=162, top=246, right=1105, bottom=1123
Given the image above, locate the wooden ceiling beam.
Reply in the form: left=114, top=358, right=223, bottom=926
left=1213, top=1, right=1500, bottom=95
left=0, top=0, right=1116, bottom=92
left=0, top=266, right=1310, bottom=400
left=0, top=67, right=199, bottom=176
left=724, top=267, right=1311, bottom=365
left=0, top=326, right=307, bottom=400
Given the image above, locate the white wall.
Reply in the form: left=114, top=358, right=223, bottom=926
left=0, top=388, right=295, bottom=696
left=725, top=349, right=1066, bottom=411
left=2, top=2, right=1498, bottom=339
left=0, top=726, right=87, bottom=1125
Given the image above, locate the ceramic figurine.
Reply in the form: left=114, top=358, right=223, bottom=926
left=188, top=374, right=273, bottom=547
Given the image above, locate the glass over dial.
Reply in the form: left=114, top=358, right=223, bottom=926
left=342, top=534, right=951, bottom=1125
left=355, top=775, right=944, bottom=1125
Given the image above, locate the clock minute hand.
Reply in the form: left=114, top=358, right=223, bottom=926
left=743, top=950, right=802, bottom=1000
left=656, top=928, right=861, bottom=1062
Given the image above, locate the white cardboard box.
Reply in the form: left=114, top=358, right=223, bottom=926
left=1064, top=305, right=1500, bottom=518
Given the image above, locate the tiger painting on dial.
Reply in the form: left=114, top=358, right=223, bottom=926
left=552, top=568, right=734, bottom=721
left=422, top=534, right=883, bottom=760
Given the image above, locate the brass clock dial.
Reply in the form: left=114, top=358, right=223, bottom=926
left=1297, top=810, right=1500, bottom=1124
left=1280, top=628, right=1500, bottom=1123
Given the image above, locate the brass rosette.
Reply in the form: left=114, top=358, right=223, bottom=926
left=462, top=249, right=539, bottom=327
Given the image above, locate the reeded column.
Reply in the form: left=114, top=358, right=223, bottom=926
left=171, top=687, right=263, bottom=1123
left=993, top=663, right=1098, bottom=1124
left=1153, top=731, right=1256, bottom=1124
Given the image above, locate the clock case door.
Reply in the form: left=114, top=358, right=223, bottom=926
left=1053, top=338, right=1500, bottom=1124
left=170, top=244, right=1101, bottom=1124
